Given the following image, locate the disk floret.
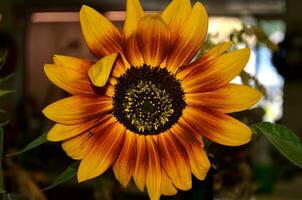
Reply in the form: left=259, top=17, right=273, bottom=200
left=113, top=65, right=186, bottom=135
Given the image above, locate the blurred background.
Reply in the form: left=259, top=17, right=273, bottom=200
left=0, top=0, right=302, bottom=199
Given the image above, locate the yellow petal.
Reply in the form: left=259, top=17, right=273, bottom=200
left=62, top=133, right=92, bottom=160
left=200, top=41, right=233, bottom=63
left=182, top=48, right=251, bottom=93
left=136, top=15, right=172, bottom=67
left=47, top=119, right=99, bottom=142
left=158, top=132, right=191, bottom=191
left=80, top=5, right=122, bottom=58
left=88, top=53, right=118, bottom=87
left=161, top=0, right=191, bottom=39
left=183, top=107, right=252, bottom=146
left=43, top=95, right=112, bottom=125
left=161, top=169, right=177, bottom=196
left=166, top=2, right=208, bottom=72
left=123, top=0, right=144, bottom=40
left=176, top=42, right=233, bottom=79
left=78, top=122, right=126, bottom=182
left=146, top=136, right=162, bottom=200
left=133, top=135, right=148, bottom=192
left=113, top=130, right=137, bottom=188
left=53, top=55, right=93, bottom=68
left=186, top=84, right=262, bottom=113
left=44, top=64, right=91, bottom=95
left=45, top=55, right=94, bottom=95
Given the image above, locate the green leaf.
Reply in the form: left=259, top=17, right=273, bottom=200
left=0, top=90, right=13, bottom=98
left=0, top=121, right=9, bottom=127
left=0, top=74, right=14, bottom=84
left=0, top=128, right=6, bottom=193
left=43, top=162, right=79, bottom=191
left=6, top=132, right=48, bottom=157
left=0, top=51, right=7, bottom=71
left=252, top=122, right=302, bottom=168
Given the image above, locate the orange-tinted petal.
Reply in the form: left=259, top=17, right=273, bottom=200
left=125, top=34, right=144, bottom=67
left=62, top=115, right=115, bottom=160
left=44, top=55, right=94, bottom=95
left=161, top=169, right=177, bottom=196
left=146, top=136, right=162, bottom=200
left=77, top=122, right=126, bottom=182
left=113, top=130, right=137, bottom=188
left=158, top=132, right=191, bottom=191
left=166, top=2, right=208, bottom=72
left=88, top=53, right=118, bottom=87
left=62, top=132, right=91, bottom=160
left=159, top=58, right=167, bottom=69
left=185, top=83, right=262, bottom=113
left=161, top=0, right=191, bottom=40
left=176, top=42, right=233, bottom=79
left=136, top=15, right=172, bottom=67
left=108, top=77, right=117, bottom=87
left=189, top=146, right=210, bottom=180
left=47, top=119, right=99, bottom=142
left=123, top=0, right=144, bottom=40
left=42, top=95, right=112, bottom=125
left=171, top=123, right=210, bottom=180
left=112, top=57, right=127, bottom=78
left=133, top=135, right=149, bottom=192
left=80, top=5, right=122, bottom=58
left=182, top=48, right=250, bottom=93
left=53, top=54, right=93, bottom=68
left=183, top=107, right=252, bottom=146
left=105, top=84, right=115, bottom=97
left=200, top=42, right=233, bottom=63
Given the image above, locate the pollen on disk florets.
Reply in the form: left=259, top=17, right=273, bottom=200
left=113, top=65, right=186, bottom=135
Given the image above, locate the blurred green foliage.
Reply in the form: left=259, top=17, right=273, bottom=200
left=0, top=51, right=13, bottom=126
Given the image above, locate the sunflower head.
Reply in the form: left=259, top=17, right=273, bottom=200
left=43, top=0, right=262, bottom=200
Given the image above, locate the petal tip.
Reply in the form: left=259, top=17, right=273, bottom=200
left=193, top=1, right=207, bottom=13
left=80, top=5, right=96, bottom=20
left=229, top=48, right=251, bottom=65
left=77, top=174, right=87, bottom=183
left=53, top=54, right=60, bottom=59
left=224, top=41, right=234, bottom=48
left=43, top=64, right=52, bottom=73
left=42, top=104, right=56, bottom=121
left=52, top=55, right=58, bottom=62
left=46, top=125, right=64, bottom=142
left=42, top=107, right=49, bottom=117
left=240, top=48, right=251, bottom=57
left=240, top=127, right=253, bottom=145
left=77, top=167, right=93, bottom=183
left=52, top=55, right=62, bottom=65
left=80, top=5, right=91, bottom=12
left=53, top=54, right=68, bottom=66
left=255, top=89, right=263, bottom=100
left=46, top=132, right=56, bottom=142
left=248, top=87, right=263, bottom=107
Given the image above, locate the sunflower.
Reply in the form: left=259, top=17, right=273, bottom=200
left=42, top=0, right=262, bottom=199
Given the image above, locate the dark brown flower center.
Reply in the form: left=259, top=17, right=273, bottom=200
left=112, top=65, right=186, bottom=135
